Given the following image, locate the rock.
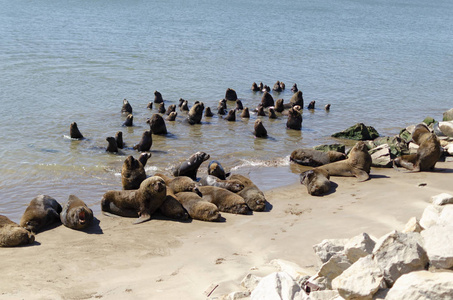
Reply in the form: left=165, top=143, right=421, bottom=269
left=331, top=123, right=379, bottom=140
left=423, top=116, right=436, bottom=126
left=369, top=144, right=392, bottom=168
left=439, top=205, right=453, bottom=226
left=373, top=136, right=409, bottom=157
left=313, top=238, right=348, bottom=264
left=241, top=273, right=262, bottom=291
left=270, top=259, right=310, bottom=284
left=402, top=217, right=423, bottom=233
left=399, top=128, right=412, bottom=143
left=408, top=142, right=419, bottom=154
left=250, top=272, right=301, bottom=300
left=437, top=121, right=453, bottom=137
left=430, top=193, right=453, bottom=206
left=385, top=270, right=453, bottom=300
left=372, top=231, right=428, bottom=287
left=308, top=290, right=341, bottom=300
left=443, top=108, right=453, bottom=121
left=419, top=204, right=443, bottom=229
left=313, top=144, right=346, bottom=154
left=332, top=255, right=385, bottom=300
left=421, top=225, right=453, bottom=269
left=344, top=233, right=376, bottom=263
left=444, top=143, right=453, bottom=155
left=317, top=254, right=352, bottom=289
left=226, top=291, right=251, bottom=300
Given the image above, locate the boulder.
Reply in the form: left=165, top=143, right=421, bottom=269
left=331, top=123, right=379, bottom=140
left=241, top=273, right=262, bottom=291
left=317, top=254, right=352, bottom=289
left=443, top=108, right=453, bottom=121
left=437, top=121, right=453, bottom=137
left=307, top=290, right=341, bottom=300
left=430, top=193, right=453, bottom=206
left=373, top=136, right=409, bottom=157
left=444, top=143, right=453, bottom=156
left=423, top=116, right=436, bottom=126
left=408, top=142, right=419, bottom=154
left=270, top=259, right=310, bottom=284
left=419, top=204, right=443, bottom=229
left=421, top=225, right=453, bottom=269
left=385, top=270, right=453, bottom=300
left=399, top=128, right=412, bottom=143
left=402, top=217, right=423, bottom=233
left=369, top=144, right=392, bottom=168
left=250, top=272, right=301, bottom=300
left=313, top=144, right=346, bottom=153
left=225, top=291, right=251, bottom=300
left=344, top=233, right=376, bottom=263
left=313, top=238, right=348, bottom=264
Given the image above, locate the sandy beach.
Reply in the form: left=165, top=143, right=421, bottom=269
left=2, top=161, right=452, bottom=300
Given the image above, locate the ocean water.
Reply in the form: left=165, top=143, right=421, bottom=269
left=1, top=0, right=452, bottom=222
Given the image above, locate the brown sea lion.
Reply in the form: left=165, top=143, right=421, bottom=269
left=236, top=99, right=244, bottom=110
left=225, top=109, right=236, bottom=121
left=165, top=104, right=176, bottom=115
left=258, top=82, right=264, bottom=91
left=180, top=100, right=189, bottom=112
left=411, top=123, right=431, bottom=145
left=218, top=106, right=227, bottom=115
left=251, top=82, right=260, bottom=92
left=154, top=90, right=163, bottom=103
left=241, top=107, right=250, bottom=118
left=20, top=195, right=62, bottom=233
left=70, top=122, right=84, bottom=139
left=225, top=88, right=238, bottom=101
left=60, top=195, right=93, bottom=230
left=280, top=82, right=285, bottom=90
left=205, top=107, right=214, bottom=117
left=290, top=149, right=346, bottom=167
left=187, top=102, right=204, bottom=124
left=286, top=107, right=302, bottom=130
left=197, top=186, right=250, bottom=215
left=262, top=85, right=270, bottom=92
left=101, top=176, right=167, bottom=224
left=147, top=102, right=153, bottom=110
left=133, top=130, right=152, bottom=152
left=316, top=141, right=372, bottom=181
left=122, top=155, right=147, bottom=190
left=275, top=99, right=284, bottom=113
left=218, top=99, right=227, bottom=110
left=261, top=91, right=274, bottom=108
left=269, top=107, right=277, bottom=119
left=115, top=131, right=124, bottom=149
left=167, top=111, right=177, bottom=121
left=291, top=83, right=298, bottom=93
left=178, top=98, right=185, bottom=108
left=290, top=90, right=304, bottom=107
left=0, top=215, right=35, bottom=247
left=199, top=175, right=244, bottom=192
left=158, top=189, right=189, bottom=220
left=121, top=99, right=133, bottom=114
left=325, top=104, right=331, bottom=111
left=172, top=151, right=210, bottom=180
left=207, top=160, right=230, bottom=180
left=158, top=103, right=166, bottom=114
left=393, top=133, right=441, bottom=172
left=106, top=136, right=119, bottom=153
left=273, top=81, right=282, bottom=92
left=138, top=152, right=151, bottom=167
left=229, top=174, right=267, bottom=211
left=147, top=113, right=167, bottom=135
left=155, top=173, right=201, bottom=195
left=254, top=119, right=268, bottom=138
left=174, top=192, right=221, bottom=222
left=257, top=105, right=266, bottom=116
left=308, top=101, right=315, bottom=110
left=300, top=168, right=331, bottom=196
left=122, top=114, right=133, bottom=127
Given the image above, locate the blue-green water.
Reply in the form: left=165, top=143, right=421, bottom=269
left=1, top=0, right=452, bottom=221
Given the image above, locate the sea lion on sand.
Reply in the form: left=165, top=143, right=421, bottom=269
left=0, top=215, right=35, bottom=247
left=122, top=114, right=133, bottom=126
left=241, top=107, right=250, bottom=118
left=316, top=141, right=372, bottom=181
left=205, top=107, right=214, bottom=117
left=101, top=176, right=167, bottom=224
left=199, top=175, right=244, bottom=192
left=175, top=192, right=221, bottom=222
left=122, top=155, right=147, bottom=190
left=187, top=102, right=204, bottom=125
left=70, top=122, right=84, bottom=139
left=147, top=114, right=167, bottom=135
left=236, top=100, right=244, bottom=110
left=167, top=111, right=177, bottom=121
left=115, top=131, right=124, bottom=149
left=155, top=173, right=201, bottom=195
left=290, top=90, right=304, bottom=107
left=251, top=82, right=260, bottom=92
left=290, top=149, right=346, bottom=167
left=225, top=109, right=236, bottom=121
left=261, top=91, right=274, bottom=108
left=20, top=195, right=62, bottom=233
left=133, top=130, right=152, bottom=152
left=60, top=195, right=93, bottom=230
left=165, top=104, right=176, bottom=115
left=197, top=186, right=250, bottom=215
left=254, top=119, right=268, bottom=138
left=106, top=136, right=118, bottom=153
left=308, top=101, right=315, bottom=110
left=158, top=189, right=189, bottom=220
left=225, top=88, right=238, bottom=101
left=158, top=103, right=166, bottom=114
left=286, top=107, right=302, bottom=130
left=172, top=151, right=210, bottom=180
left=121, top=99, right=133, bottom=114
left=229, top=174, right=267, bottom=211
left=154, top=91, right=163, bottom=104
left=207, top=160, right=229, bottom=180
left=300, top=168, right=331, bottom=196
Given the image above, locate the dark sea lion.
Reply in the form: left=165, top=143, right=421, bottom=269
left=218, top=99, right=227, bottom=110
left=207, top=160, right=229, bottom=180
left=20, top=195, right=62, bottom=233
left=290, top=149, right=346, bottom=167
left=261, top=91, right=275, bottom=108
left=115, top=131, right=124, bottom=149
left=236, top=99, right=244, bottom=110
left=122, top=114, right=133, bottom=127
left=0, top=215, right=35, bottom=247
left=122, top=155, right=147, bottom=190
left=251, top=82, right=260, bottom=92
left=325, top=104, right=331, bottom=111
left=133, top=130, right=152, bottom=152
left=101, top=176, right=167, bottom=224
left=147, top=102, right=153, bottom=110
left=241, top=107, right=250, bottom=118
left=154, top=90, right=163, bottom=103
left=178, top=98, right=185, bottom=108
left=275, top=99, right=284, bottom=113
left=254, top=119, right=268, bottom=138
left=172, top=151, right=210, bottom=180
left=147, top=113, right=168, bottom=135
left=158, top=189, right=189, bottom=220
left=199, top=175, right=244, bottom=192
left=268, top=107, right=277, bottom=119
left=308, top=101, right=316, bottom=110
left=167, top=111, right=177, bottom=121
left=290, top=90, right=304, bottom=107
left=286, top=107, right=302, bottom=130
left=205, top=107, right=214, bottom=117
left=158, top=103, right=166, bottom=114
left=180, top=100, right=189, bottom=112
left=197, top=186, right=250, bottom=215
left=187, top=102, right=204, bottom=125
left=225, top=88, right=238, bottom=101
left=218, top=106, right=227, bottom=115
left=175, top=192, right=221, bottom=222
left=291, top=83, right=298, bottom=93
left=155, top=173, right=201, bottom=195
left=257, top=105, right=266, bottom=116
left=60, top=195, right=93, bottom=230
left=225, top=109, right=236, bottom=121
left=258, top=82, right=264, bottom=91
left=106, top=136, right=119, bottom=153
left=411, top=123, right=431, bottom=145
left=279, top=81, right=285, bottom=90
left=70, top=122, right=84, bottom=139
left=229, top=174, right=267, bottom=211
left=317, top=141, right=372, bottom=181
left=138, top=152, right=151, bottom=167
left=273, top=81, right=282, bottom=92
left=262, top=85, right=270, bottom=92
left=121, top=99, right=133, bottom=114
left=165, top=104, right=176, bottom=115
left=300, top=168, right=331, bottom=196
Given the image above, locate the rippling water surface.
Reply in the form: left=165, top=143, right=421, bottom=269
left=1, top=0, right=452, bottom=221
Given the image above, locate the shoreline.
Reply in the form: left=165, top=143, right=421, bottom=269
left=2, top=162, right=452, bottom=299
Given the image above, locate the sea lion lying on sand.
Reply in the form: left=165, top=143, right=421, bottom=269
left=155, top=173, right=201, bottom=195
left=0, top=215, right=35, bottom=247
left=300, top=168, right=331, bottom=196
left=60, top=195, right=93, bottom=230
left=290, top=149, right=346, bottom=167
left=229, top=174, right=267, bottom=211
left=199, top=175, right=244, bottom=192
left=197, top=186, right=250, bottom=215
left=172, top=151, right=210, bottom=180
left=158, top=189, right=189, bottom=220
left=175, top=192, right=221, bottom=222
left=20, top=195, right=62, bottom=233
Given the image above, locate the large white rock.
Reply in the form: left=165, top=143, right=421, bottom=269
left=307, top=290, right=341, bottom=300
left=241, top=273, right=262, bottom=291
left=250, top=272, right=301, bottom=300
left=317, top=254, right=352, bottom=289
left=402, top=217, right=423, bottom=233
left=444, top=143, right=453, bottom=155
left=369, top=144, right=392, bottom=168
left=421, top=225, right=453, bottom=269
left=313, top=239, right=348, bottom=264
left=385, top=270, right=453, bottom=300
left=419, top=204, right=443, bottom=229
left=331, top=255, right=385, bottom=300
left=344, top=233, right=376, bottom=263
left=372, top=231, right=428, bottom=287
left=439, top=205, right=453, bottom=226
left=270, top=259, right=310, bottom=284
left=430, top=193, right=453, bottom=206
left=437, top=121, right=453, bottom=137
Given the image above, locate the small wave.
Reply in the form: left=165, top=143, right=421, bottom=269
left=230, top=155, right=290, bottom=171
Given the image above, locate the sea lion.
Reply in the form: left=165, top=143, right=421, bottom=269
left=291, top=83, right=298, bottom=93
left=325, top=104, right=331, bottom=111
left=138, top=152, right=151, bottom=167
left=20, top=195, right=62, bottom=233
left=180, top=100, right=189, bottom=112
left=316, top=141, right=372, bottom=181
left=269, top=107, right=277, bottom=119
left=165, top=104, right=176, bottom=115
left=258, top=82, right=264, bottom=91
left=411, top=123, right=431, bottom=145
left=115, top=131, right=124, bottom=149
left=225, top=88, right=238, bottom=101
left=178, top=98, right=185, bottom=108
left=60, top=195, right=93, bottom=230
left=308, top=101, right=315, bottom=110
left=218, top=106, right=227, bottom=115
left=147, top=113, right=168, bottom=135
left=121, top=155, right=147, bottom=190
left=241, top=107, right=250, bottom=118
left=286, top=107, right=302, bottom=130
left=154, top=90, right=163, bottom=103
left=257, top=105, right=266, bottom=116
left=70, top=122, right=84, bottom=139
left=122, top=114, right=133, bottom=126
left=106, top=136, right=118, bottom=153
left=147, top=102, right=153, bottom=110
left=187, top=102, right=204, bottom=125
left=158, top=103, right=166, bottom=114
left=133, top=130, right=152, bottom=152
left=172, top=151, right=210, bottom=180
left=197, top=186, right=250, bottom=215
left=158, top=189, right=189, bottom=220
left=236, top=99, right=244, bottom=110
left=166, top=111, right=177, bottom=121
left=261, top=91, right=274, bottom=108
left=175, top=192, right=221, bottom=222
left=218, top=99, right=227, bottom=110
left=225, top=109, right=236, bottom=121
left=254, top=119, right=268, bottom=138
left=199, top=175, right=244, bottom=192
left=300, top=168, right=331, bottom=196
left=155, top=173, right=201, bottom=195
left=290, top=90, right=304, bottom=107
left=251, top=82, right=260, bottom=92
left=121, top=99, right=133, bottom=114
left=273, top=81, right=282, bottom=92
left=290, top=149, right=346, bottom=167
left=207, top=160, right=230, bottom=180
left=205, top=107, right=214, bottom=117
left=262, top=85, right=270, bottom=92
left=279, top=82, right=285, bottom=90
left=101, top=176, right=167, bottom=224
left=229, top=174, right=267, bottom=211
left=0, top=215, right=35, bottom=247
left=275, top=99, right=284, bottom=113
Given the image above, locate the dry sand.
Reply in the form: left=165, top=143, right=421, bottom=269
left=2, top=162, right=453, bottom=300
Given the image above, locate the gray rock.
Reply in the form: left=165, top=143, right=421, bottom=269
left=402, top=217, right=423, bottom=233
left=307, top=290, right=341, bottom=300
left=313, top=239, right=348, bottom=264
left=313, top=144, right=346, bottom=153
left=369, top=144, right=392, bottom=168
left=250, top=272, right=301, bottom=300
left=421, top=225, right=453, bottom=269
left=317, top=254, right=352, bottom=289
left=344, top=233, right=376, bottom=263
left=443, top=108, right=453, bottom=121
left=437, top=121, right=453, bottom=137
left=331, top=123, right=379, bottom=141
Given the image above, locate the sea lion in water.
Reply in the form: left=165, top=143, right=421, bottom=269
left=133, top=130, right=152, bottom=152
left=286, top=107, right=302, bottom=130
left=291, top=83, right=298, bottom=93
left=316, top=141, right=372, bottom=181
left=180, top=100, right=189, bottom=112
left=241, top=107, right=250, bottom=118
left=229, top=174, right=267, bottom=212
left=158, top=103, right=166, bottom=114
left=167, top=111, right=177, bottom=121
left=251, top=82, right=260, bottom=92
left=158, top=189, right=189, bottom=220
left=122, top=155, right=147, bottom=190
left=165, top=104, right=176, bottom=115
left=290, top=149, right=346, bottom=167
left=261, top=91, right=274, bottom=108
left=172, top=151, right=210, bottom=180
left=20, top=195, right=62, bottom=233
left=147, top=102, right=153, bottom=110
left=300, top=168, right=331, bottom=196
left=254, top=119, right=268, bottom=138
left=290, top=90, right=304, bottom=107
left=154, top=90, right=163, bottom=103
left=175, top=192, right=221, bottom=222
left=197, top=186, right=250, bottom=215
left=236, top=100, right=244, bottom=110
left=325, top=104, right=331, bottom=111
left=121, top=99, right=133, bottom=114
left=273, top=81, right=282, bottom=92
left=147, top=114, right=167, bottom=135
left=0, top=215, right=35, bottom=247
left=258, top=82, right=264, bottom=91
left=207, top=160, right=229, bottom=180
left=138, top=152, right=151, bottom=167
left=115, top=131, right=124, bottom=149
left=187, top=102, right=205, bottom=125
left=308, top=101, right=315, bottom=110
left=205, top=107, right=214, bottom=117
left=60, top=195, right=93, bottom=230
left=268, top=107, right=277, bottom=119
left=275, top=99, right=284, bottom=113
left=218, top=99, right=227, bottom=110
left=257, top=105, right=266, bottom=116
left=225, top=109, right=236, bottom=121
left=199, top=175, right=244, bottom=192
left=106, top=136, right=119, bottom=153
left=101, top=176, right=167, bottom=224
left=225, top=88, right=238, bottom=101
left=155, top=173, right=201, bottom=195
left=70, top=122, right=84, bottom=139
left=123, top=114, right=133, bottom=126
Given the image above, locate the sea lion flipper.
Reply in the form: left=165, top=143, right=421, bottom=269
left=133, top=214, right=151, bottom=224
left=352, top=169, right=370, bottom=182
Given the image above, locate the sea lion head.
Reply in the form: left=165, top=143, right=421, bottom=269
left=22, top=219, right=42, bottom=233
left=140, top=176, right=167, bottom=194
left=208, top=161, right=227, bottom=180
left=124, top=155, right=140, bottom=170
left=227, top=180, right=245, bottom=192
left=69, top=206, right=93, bottom=230
left=193, top=152, right=210, bottom=164
left=300, top=169, right=331, bottom=196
